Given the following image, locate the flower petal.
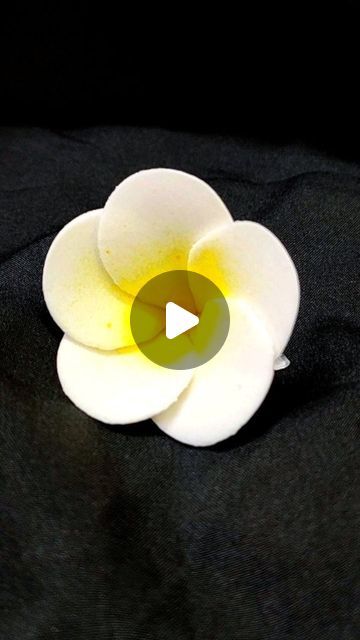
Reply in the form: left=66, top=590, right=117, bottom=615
left=153, top=300, right=274, bottom=447
left=43, top=210, right=164, bottom=350
left=98, top=169, right=233, bottom=296
left=188, top=220, right=300, bottom=355
left=57, top=335, right=194, bottom=425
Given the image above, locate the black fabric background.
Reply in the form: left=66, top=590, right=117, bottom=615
left=0, top=126, right=359, bottom=639
left=0, top=5, right=360, bottom=638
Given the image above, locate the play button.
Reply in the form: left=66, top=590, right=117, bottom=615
left=166, top=302, right=199, bottom=339
left=130, top=270, right=230, bottom=370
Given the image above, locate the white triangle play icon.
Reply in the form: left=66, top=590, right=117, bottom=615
left=166, top=302, right=199, bottom=340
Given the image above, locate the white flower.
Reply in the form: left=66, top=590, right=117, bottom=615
left=43, top=169, right=300, bottom=447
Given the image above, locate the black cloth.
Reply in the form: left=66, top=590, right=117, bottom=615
left=0, top=126, right=359, bottom=639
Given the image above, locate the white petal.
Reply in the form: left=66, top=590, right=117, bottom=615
left=57, top=335, right=193, bottom=425
left=189, top=220, right=300, bottom=355
left=98, top=169, right=233, bottom=296
left=43, top=210, right=163, bottom=350
left=153, top=300, right=274, bottom=447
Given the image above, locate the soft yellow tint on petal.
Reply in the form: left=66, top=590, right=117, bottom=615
left=98, top=169, right=233, bottom=296
left=43, top=210, right=164, bottom=350
left=189, top=220, right=300, bottom=355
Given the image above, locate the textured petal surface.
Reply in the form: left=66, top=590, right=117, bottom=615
left=57, top=335, right=194, bottom=425
left=98, top=169, right=233, bottom=296
left=189, top=220, right=300, bottom=355
left=43, top=210, right=163, bottom=350
left=153, top=300, right=274, bottom=447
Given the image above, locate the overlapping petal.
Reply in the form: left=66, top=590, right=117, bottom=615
left=98, top=169, right=233, bottom=297
left=188, top=220, right=300, bottom=355
left=57, top=335, right=193, bottom=425
left=153, top=300, right=274, bottom=446
left=43, top=210, right=164, bottom=350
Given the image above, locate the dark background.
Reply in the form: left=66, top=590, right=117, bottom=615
left=1, top=3, right=360, bottom=153
left=0, top=5, right=359, bottom=639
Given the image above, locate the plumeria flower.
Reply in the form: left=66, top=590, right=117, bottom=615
left=43, top=169, right=300, bottom=447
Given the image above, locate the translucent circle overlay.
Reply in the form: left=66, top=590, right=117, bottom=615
left=130, top=270, right=230, bottom=370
